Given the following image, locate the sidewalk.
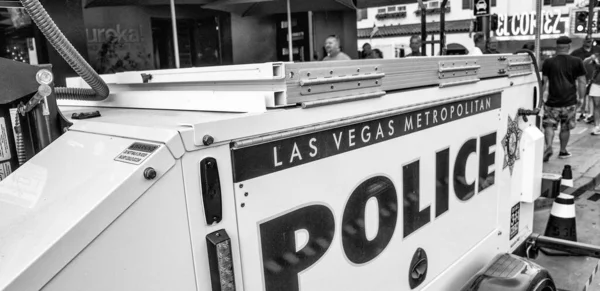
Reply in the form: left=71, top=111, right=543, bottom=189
left=542, top=121, right=600, bottom=196
left=533, top=121, right=600, bottom=290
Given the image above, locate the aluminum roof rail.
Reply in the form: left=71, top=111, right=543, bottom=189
left=60, top=54, right=533, bottom=113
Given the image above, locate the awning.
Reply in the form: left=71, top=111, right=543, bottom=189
left=358, top=19, right=472, bottom=39
left=83, top=0, right=417, bottom=9
left=202, top=0, right=355, bottom=16
left=83, top=0, right=214, bottom=8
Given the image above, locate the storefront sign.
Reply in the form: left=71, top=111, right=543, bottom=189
left=86, top=24, right=144, bottom=44
left=494, top=9, right=566, bottom=40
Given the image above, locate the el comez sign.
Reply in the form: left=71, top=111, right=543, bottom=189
left=494, top=9, right=566, bottom=39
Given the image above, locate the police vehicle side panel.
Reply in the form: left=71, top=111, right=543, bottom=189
left=230, top=76, right=540, bottom=290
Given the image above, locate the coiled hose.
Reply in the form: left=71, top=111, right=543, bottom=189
left=20, top=0, right=110, bottom=101
left=13, top=112, right=27, bottom=166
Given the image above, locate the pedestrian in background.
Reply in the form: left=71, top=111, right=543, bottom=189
left=485, top=36, right=499, bottom=54
left=361, top=43, right=375, bottom=59
left=571, top=35, right=598, bottom=60
left=406, top=35, right=426, bottom=57
left=541, top=36, right=588, bottom=162
left=584, top=53, right=600, bottom=135
left=322, top=35, right=351, bottom=61
left=372, top=49, right=383, bottom=59
left=470, top=33, right=485, bottom=56
left=571, top=35, right=598, bottom=123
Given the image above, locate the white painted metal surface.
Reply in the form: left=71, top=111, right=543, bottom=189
left=41, top=161, right=196, bottom=291
left=0, top=131, right=177, bottom=291
left=0, top=56, right=542, bottom=290
left=230, top=89, right=516, bottom=290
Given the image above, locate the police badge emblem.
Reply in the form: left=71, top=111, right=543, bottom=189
left=502, top=115, right=523, bottom=175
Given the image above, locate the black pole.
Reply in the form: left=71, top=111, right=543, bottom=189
left=530, top=234, right=600, bottom=259
left=589, top=0, right=597, bottom=37
left=421, top=4, right=426, bottom=54
left=440, top=0, right=448, bottom=55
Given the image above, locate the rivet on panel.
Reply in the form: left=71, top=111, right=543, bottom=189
left=143, top=167, right=157, bottom=180
left=202, top=135, right=214, bottom=146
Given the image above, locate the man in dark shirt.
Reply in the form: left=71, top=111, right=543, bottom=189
left=542, top=36, right=588, bottom=162
left=571, top=35, right=598, bottom=60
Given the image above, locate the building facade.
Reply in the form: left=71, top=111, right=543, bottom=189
left=357, top=0, right=591, bottom=59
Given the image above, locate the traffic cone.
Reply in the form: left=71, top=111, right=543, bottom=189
left=561, top=165, right=574, bottom=188
left=544, top=193, right=577, bottom=242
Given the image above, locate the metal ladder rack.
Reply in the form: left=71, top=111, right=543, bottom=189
left=60, top=54, right=533, bottom=113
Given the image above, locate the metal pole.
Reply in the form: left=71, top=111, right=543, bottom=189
left=170, top=0, right=180, bottom=68
left=308, top=11, right=314, bottom=61
left=530, top=234, right=600, bottom=259
left=287, top=0, right=293, bottom=62
left=535, top=0, right=542, bottom=63
left=440, top=0, right=448, bottom=55
left=589, top=0, right=596, bottom=36
left=418, top=0, right=426, bottom=54
left=483, top=16, right=490, bottom=42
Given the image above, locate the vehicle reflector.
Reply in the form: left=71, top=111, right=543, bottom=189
left=206, top=229, right=236, bottom=291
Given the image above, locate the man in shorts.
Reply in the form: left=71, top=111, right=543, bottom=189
left=542, top=36, right=587, bottom=162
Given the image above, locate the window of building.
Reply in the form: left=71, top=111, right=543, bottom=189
left=398, top=6, right=407, bottom=11
left=463, top=0, right=473, bottom=9
left=429, top=1, right=439, bottom=8
left=543, top=0, right=551, bottom=5
left=551, top=0, right=566, bottom=5
left=378, top=8, right=386, bottom=13
left=388, top=6, right=396, bottom=12
left=357, top=9, right=368, bottom=21
left=491, top=0, right=496, bottom=6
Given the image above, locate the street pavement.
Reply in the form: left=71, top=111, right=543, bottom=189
left=543, top=120, right=600, bottom=193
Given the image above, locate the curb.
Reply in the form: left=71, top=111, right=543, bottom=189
left=534, top=172, right=600, bottom=210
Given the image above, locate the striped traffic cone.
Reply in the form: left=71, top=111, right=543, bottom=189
left=544, top=193, right=577, bottom=242
left=561, top=165, right=574, bottom=188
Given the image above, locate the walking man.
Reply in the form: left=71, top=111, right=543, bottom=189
left=542, top=36, right=587, bottom=162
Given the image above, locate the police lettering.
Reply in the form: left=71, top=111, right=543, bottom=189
left=259, top=132, right=497, bottom=291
